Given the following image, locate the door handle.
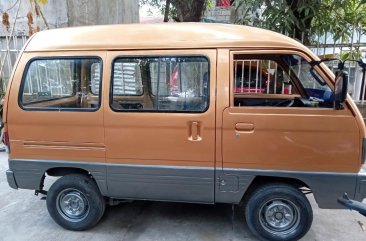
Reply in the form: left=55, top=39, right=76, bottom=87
left=235, top=123, right=254, bottom=132
left=188, top=121, right=202, bottom=141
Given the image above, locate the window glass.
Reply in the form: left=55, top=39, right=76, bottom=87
left=21, top=58, right=102, bottom=110
left=233, top=54, right=333, bottom=108
left=111, top=56, right=209, bottom=112
left=282, top=55, right=333, bottom=103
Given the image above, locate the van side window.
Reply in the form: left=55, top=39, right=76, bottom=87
left=111, top=56, right=209, bottom=112
left=20, top=58, right=102, bottom=110
left=233, top=54, right=333, bottom=108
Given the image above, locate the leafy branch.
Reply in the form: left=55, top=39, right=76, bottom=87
left=234, top=0, right=366, bottom=46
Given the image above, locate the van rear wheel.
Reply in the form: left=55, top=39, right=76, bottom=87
left=244, top=183, right=313, bottom=241
left=46, top=174, right=105, bottom=231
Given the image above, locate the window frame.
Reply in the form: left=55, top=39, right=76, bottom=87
left=88, top=62, right=103, bottom=96
left=109, top=55, right=210, bottom=113
left=18, top=56, right=103, bottom=112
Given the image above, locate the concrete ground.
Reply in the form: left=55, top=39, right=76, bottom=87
left=1, top=152, right=365, bottom=241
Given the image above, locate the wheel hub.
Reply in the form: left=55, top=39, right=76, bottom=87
left=56, top=189, right=90, bottom=222
left=62, top=193, right=86, bottom=216
left=275, top=212, right=284, bottom=220
left=259, top=199, right=300, bottom=234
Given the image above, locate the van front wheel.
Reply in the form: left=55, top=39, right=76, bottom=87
left=46, top=174, right=105, bottom=231
left=245, top=183, right=313, bottom=241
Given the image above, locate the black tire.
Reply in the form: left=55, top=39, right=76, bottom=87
left=46, top=174, right=105, bottom=231
left=244, top=183, right=313, bottom=241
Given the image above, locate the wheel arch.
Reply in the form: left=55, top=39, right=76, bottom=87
left=9, top=160, right=108, bottom=196
left=41, top=166, right=108, bottom=196
left=46, top=167, right=91, bottom=177
left=242, top=175, right=311, bottom=204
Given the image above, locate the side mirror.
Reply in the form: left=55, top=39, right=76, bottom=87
left=334, top=70, right=348, bottom=110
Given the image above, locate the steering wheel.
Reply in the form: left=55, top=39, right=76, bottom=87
left=274, top=99, right=294, bottom=107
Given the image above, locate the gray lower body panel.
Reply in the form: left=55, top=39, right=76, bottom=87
left=215, top=170, right=255, bottom=204
left=7, top=159, right=364, bottom=209
left=7, top=159, right=214, bottom=203
left=107, top=164, right=214, bottom=203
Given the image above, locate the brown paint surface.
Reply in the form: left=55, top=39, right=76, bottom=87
left=4, top=23, right=365, bottom=174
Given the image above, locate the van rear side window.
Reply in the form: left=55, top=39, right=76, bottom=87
left=111, top=56, right=209, bottom=112
left=20, top=57, right=102, bottom=111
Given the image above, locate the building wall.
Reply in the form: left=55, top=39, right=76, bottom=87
left=0, top=0, right=139, bottom=36
left=67, top=0, right=139, bottom=27
left=204, top=6, right=233, bottom=23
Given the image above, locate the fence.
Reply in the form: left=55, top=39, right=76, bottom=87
left=0, top=35, right=28, bottom=93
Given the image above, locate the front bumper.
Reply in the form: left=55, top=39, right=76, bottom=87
left=6, top=169, right=18, bottom=189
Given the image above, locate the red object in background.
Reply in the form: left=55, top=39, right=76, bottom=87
left=217, top=0, right=231, bottom=7
left=169, top=66, right=180, bottom=96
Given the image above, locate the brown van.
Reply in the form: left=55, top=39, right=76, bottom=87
left=4, top=23, right=366, bottom=241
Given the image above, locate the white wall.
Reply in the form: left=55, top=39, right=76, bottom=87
left=0, top=0, right=68, bottom=36
left=66, top=0, right=139, bottom=27
left=0, top=0, right=139, bottom=36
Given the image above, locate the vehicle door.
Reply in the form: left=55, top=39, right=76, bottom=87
left=221, top=50, right=360, bottom=206
left=104, top=49, right=216, bottom=203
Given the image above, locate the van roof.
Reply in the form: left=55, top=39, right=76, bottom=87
left=25, top=23, right=307, bottom=52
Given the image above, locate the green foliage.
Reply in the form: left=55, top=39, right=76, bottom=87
left=235, top=1, right=319, bottom=33
left=234, top=0, right=262, bottom=26
left=339, top=49, right=362, bottom=61
left=234, top=0, right=366, bottom=45
left=313, top=0, right=366, bottom=43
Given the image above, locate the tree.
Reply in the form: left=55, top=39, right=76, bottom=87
left=163, top=0, right=171, bottom=22
left=234, top=0, right=320, bottom=45
left=312, top=0, right=366, bottom=43
left=140, top=0, right=213, bottom=22
left=234, top=0, right=366, bottom=46
left=173, top=0, right=207, bottom=22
